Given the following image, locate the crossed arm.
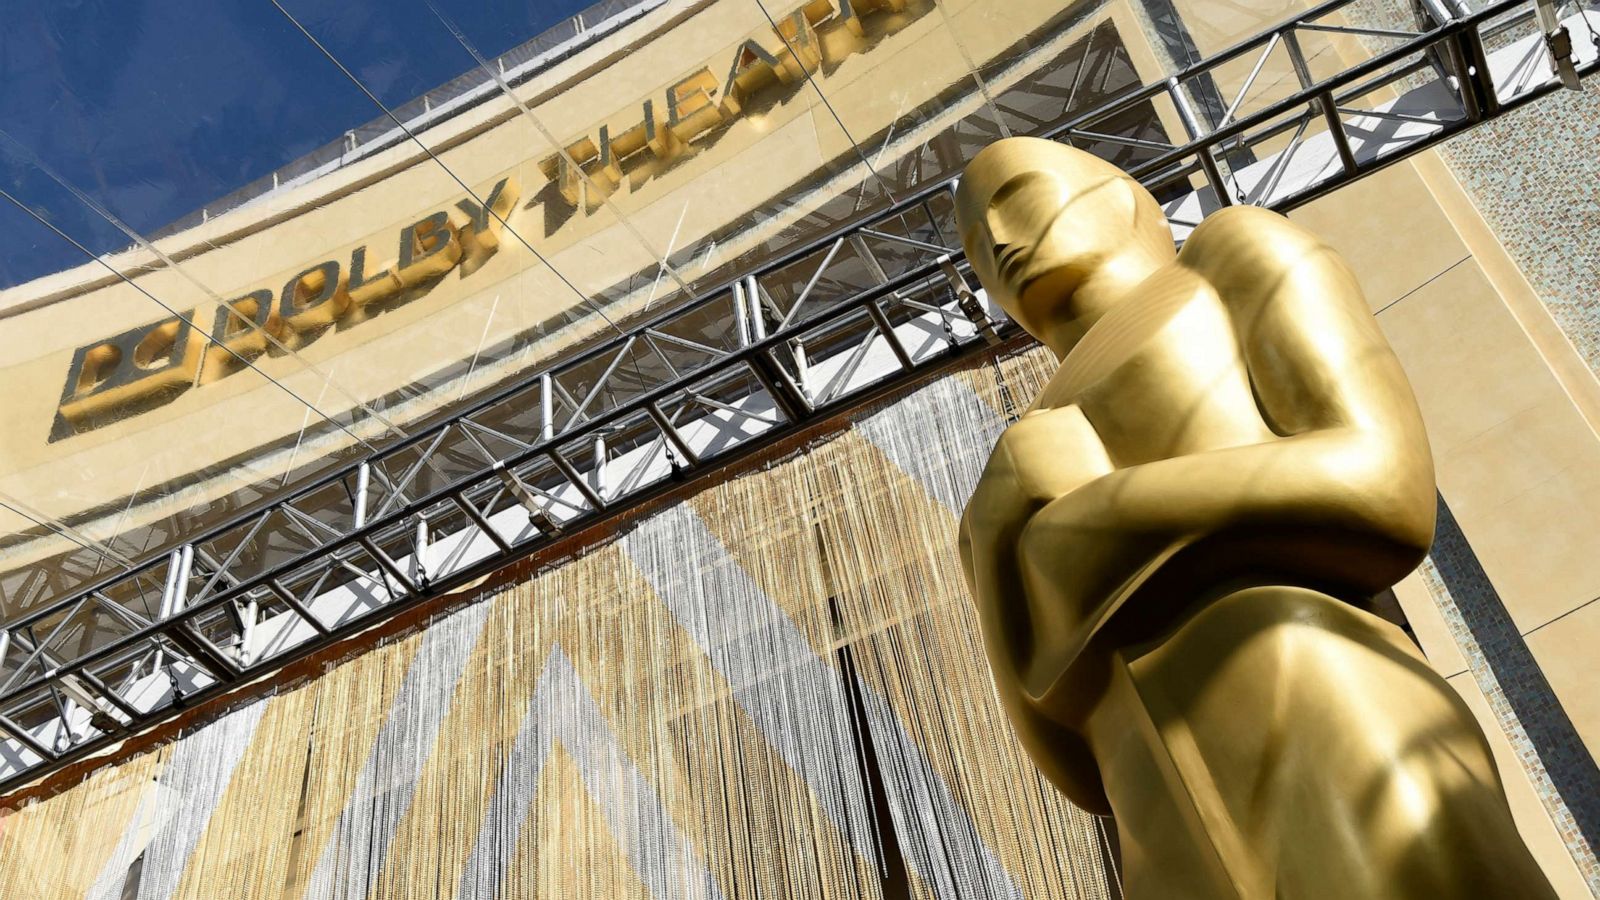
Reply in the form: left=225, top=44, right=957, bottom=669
left=958, top=207, right=1436, bottom=763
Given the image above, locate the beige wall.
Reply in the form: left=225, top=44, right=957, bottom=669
left=1292, top=156, right=1600, bottom=897
left=0, top=0, right=1120, bottom=570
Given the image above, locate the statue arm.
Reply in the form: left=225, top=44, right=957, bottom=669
left=1015, top=207, right=1435, bottom=690
left=957, top=405, right=1116, bottom=811
left=1168, top=205, right=1435, bottom=560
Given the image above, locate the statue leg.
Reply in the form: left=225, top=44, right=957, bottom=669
left=1085, top=585, right=1555, bottom=900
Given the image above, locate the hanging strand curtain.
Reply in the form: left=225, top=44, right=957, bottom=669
left=0, top=347, right=1118, bottom=900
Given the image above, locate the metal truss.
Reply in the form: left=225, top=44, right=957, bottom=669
left=2, top=0, right=1595, bottom=793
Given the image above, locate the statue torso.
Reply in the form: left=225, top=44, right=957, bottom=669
left=958, top=195, right=1438, bottom=815
left=1015, top=262, right=1276, bottom=499
left=965, top=206, right=1435, bottom=732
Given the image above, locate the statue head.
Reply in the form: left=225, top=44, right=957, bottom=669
left=954, top=138, right=1173, bottom=353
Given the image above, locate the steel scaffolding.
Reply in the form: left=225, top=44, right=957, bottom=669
left=1, top=0, right=1595, bottom=793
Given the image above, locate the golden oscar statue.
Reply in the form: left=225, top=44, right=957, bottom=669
left=954, top=138, right=1555, bottom=899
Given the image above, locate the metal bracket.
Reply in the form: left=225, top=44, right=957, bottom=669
left=1535, top=0, right=1583, bottom=89
left=939, top=256, right=1000, bottom=345
left=493, top=461, right=564, bottom=535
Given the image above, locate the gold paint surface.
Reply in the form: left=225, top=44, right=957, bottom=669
left=953, top=137, right=1554, bottom=897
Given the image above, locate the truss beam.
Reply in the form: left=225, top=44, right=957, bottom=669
left=1, top=0, right=1595, bottom=795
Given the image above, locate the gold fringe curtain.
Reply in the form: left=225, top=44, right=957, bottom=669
left=176, top=688, right=316, bottom=900
left=0, top=742, right=167, bottom=900
left=0, top=349, right=1116, bottom=900
left=804, top=435, right=1115, bottom=900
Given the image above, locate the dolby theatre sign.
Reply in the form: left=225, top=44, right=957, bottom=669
left=54, top=0, right=918, bottom=437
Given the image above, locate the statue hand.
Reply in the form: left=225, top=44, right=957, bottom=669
left=959, top=403, right=1112, bottom=680
left=957, top=402, right=1118, bottom=809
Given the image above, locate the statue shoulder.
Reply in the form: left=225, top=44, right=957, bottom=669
left=1180, top=204, right=1324, bottom=254
left=1176, top=205, right=1362, bottom=312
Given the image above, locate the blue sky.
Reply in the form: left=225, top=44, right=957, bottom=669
left=0, top=0, right=595, bottom=288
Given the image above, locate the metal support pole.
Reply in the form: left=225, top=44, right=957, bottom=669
left=451, top=491, right=514, bottom=552
left=412, top=516, right=430, bottom=587
left=747, top=355, right=808, bottom=422
left=850, top=234, right=891, bottom=285
left=1419, top=0, right=1456, bottom=24
left=54, top=696, right=79, bottom=752
left=0, top=714, right=55, bottom=762
left=165, top=625, right=241, bottom=680
left=865, top=301, right=916, bottom=370
left=547, top=450, right=607, bottom=511
left=53, top=680, right=102, bottom=723
left=159, top=549, right=182, bottom=620
left=193, top=546, right=240, bottom=595
left=1169, top=77, right=1233, bottom=206
left=591, top=434, right=609, bottom=500
left=354, top=463, right=370, bottom=529
left=1464, top=26, right=1502, bottom=117
left=1442, top=29, right=1484, bottom=121
left=1282, top=29, right=1315, bottom=91
left=791, top=338, right=811, bottom=394
left=540, top=373, right=555, bottom=442
left=153, top=547, right=186, bottom=677
left=1318, top=89, right=1360, bottom=175
left=745, top=275, right=768, bottom=340
left=173, top=544, right=193, bottom=614
left=359, top=537, right=418, bottom=597
left=238, top=596, right=259, bottom=666
left=733, top=282, right=751, bottom=348
left=71, top=671, right=139, bottom=725
left=268, top=579, right=332, bottom=637
left=1282, top=31, right=1359, bottom=179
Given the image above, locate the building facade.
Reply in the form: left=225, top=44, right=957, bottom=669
left=0, top=0, right=1597, bottom=896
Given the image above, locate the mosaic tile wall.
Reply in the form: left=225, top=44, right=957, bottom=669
left=1437, top=90, right=1600, bottom=371
left=1422, top=497, right=1600, bottom=894
left=1348, top=3, right=1600, bottom=373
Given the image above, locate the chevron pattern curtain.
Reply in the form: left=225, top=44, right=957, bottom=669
left=0, top=348, right=1120, bottom=900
